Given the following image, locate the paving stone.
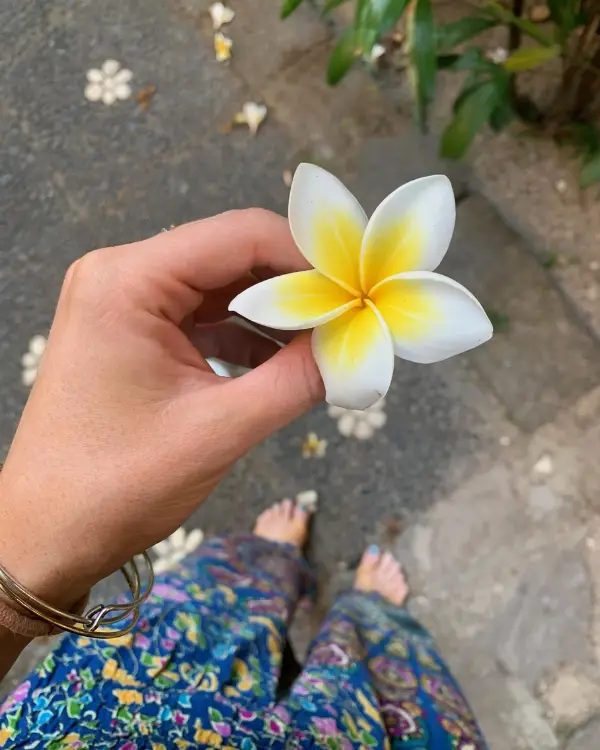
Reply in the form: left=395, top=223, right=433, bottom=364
left=228, top=0, right=331, bottom=90
left=565, top=717, right=600, bottom=750
left=442, top=195, right=600, bottom=431
left=262, top=44, right=398, bottom=172
left=543, top=665, right=600, bottom=735
left=495, top=546, right=594, bottom=693
left=583, top=519, right=600, bottom=666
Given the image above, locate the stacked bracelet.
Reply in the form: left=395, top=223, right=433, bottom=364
left=0, top=553, right=154, bottom=639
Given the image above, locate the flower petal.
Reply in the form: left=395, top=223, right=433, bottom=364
left=21, top=368, right=37, bottom=387
left=102, top=89, right=117, bottom=106
left=115, top=68, right=133, bottom=84
left=289, top=164, right=367, bottom=295
left=86, top=68, right=103, bottom=83
left=102, top=59, right=121, bottom=76
left=337, top=413, right=356, bottom=437
left=184, top=528, right=204, bottom=552
left=115, top=83, right=132, bottom=101
left=30, top=335, right=47, bottom=355
left=311, top=302, right=394, bottom=409
left=229, top=271, right=358, bottom=330
left=360, top=175, right=456, bottom=292
left=153, top=557, right=174, bottom=575
left=153, top=539, right=172, bottom=556
left=170, top=528, right=187, bottom=549
left=84, top=82, right=103, bottom=102
left=370, top=271, right=492, bottom=363
left=354, top=420, right=374, bottom=440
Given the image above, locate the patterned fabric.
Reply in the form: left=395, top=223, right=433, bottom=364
left=0, top=534, right=488, bottom=749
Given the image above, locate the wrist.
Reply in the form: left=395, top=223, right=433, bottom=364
left=0, top=466, right=93, bottom=611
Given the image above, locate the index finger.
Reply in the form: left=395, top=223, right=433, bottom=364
left=135, top=209, right=309, bottom=314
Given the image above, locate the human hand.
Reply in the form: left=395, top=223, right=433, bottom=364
left=0, top=210, right=324, bottom=607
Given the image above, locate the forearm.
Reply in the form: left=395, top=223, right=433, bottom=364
left=0, top=467, right=92, bottom=683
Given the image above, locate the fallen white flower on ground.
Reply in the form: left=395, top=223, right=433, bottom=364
left=328, top=399, right=387, bottom=440
left=214, top=32, right=233, bottom=62
left=152, top=527, right=204, bottom=574
left=487, top=47, right=508, bottom=64
left=85, top=60, right=133, bottom=105
left=21, top=335, right=47, bottom=387
left=555, top=179, right=568, bottom=194
left=364, top=43, right=386, bottom=65
left=302, top=432, right=328, bottom=458
left=533, top=453, right=554, bottom=476
left=230, top=164, right=492, bottom=410
left=209, top=2, right=235, bottom=30
left=234, top=102, right=267, bottom=135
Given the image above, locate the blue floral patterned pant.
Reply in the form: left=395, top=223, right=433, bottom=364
left=0, top=535, right=488, bottom=749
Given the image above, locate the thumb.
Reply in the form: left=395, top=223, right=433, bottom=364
left=221, top=332, right=325, bottom=451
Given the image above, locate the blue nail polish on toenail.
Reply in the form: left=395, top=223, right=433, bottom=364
left=368, top=544, right=379, bottom=555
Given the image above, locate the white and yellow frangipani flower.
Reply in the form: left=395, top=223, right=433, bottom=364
left=214, top=32, right=233, bottom=62
left=209, top=2, right=235, bottom=30
left=229, top=164, right=492, bottom=409
left=233, top=101, right=268, bottom=136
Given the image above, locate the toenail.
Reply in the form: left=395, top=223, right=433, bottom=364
left=368, top=544, right=379, bottom=555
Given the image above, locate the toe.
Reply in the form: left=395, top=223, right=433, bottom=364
left=380, top=551, right=397, bottom=573
left=292, top=504, right=309, bottom=525
left=255, top=506, right=274, bottom=525
left=359, top=544, right=381, bottom=571
left=274, top=500, right=287, bottom=518
left=281, top=498, right=293, bottom=519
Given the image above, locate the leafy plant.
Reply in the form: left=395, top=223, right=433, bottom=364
left=282, top=0, right=600, bottom=189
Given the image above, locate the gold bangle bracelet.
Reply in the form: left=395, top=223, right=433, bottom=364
left=0, top=553, right=155, bottom=639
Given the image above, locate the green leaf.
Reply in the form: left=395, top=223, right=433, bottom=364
left=327, top=27, right=360, bottom=85
left=406, top=0, right=436, bottom=129
left=439, top=47, right=497, bottom=73
left=548, top=0, right=580, bottom=36
left=380, top=0, right=411, bottom=33
left=437, top=53, right=461, bottom=69
left=323, top=0, right=351, bottom=14
left=503, top=44, right=560, bottom=72
left=281, top=0, right=304, bottom=19
left=440, top=81, right=497, bottom=159
left=489, top=99, right=514, bottom=132
left=209, top=707, right=223, bottom=722
left=580, top=152, right=600, bottom=189
left=483, top=1, right=554, bottom=45
left=354, top=0, right=410, bottom=51
left=436, top=16, right=498, bottom=52
left=566, top=122, right=600, bottom=157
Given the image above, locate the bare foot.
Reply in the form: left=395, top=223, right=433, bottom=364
left=253, top=499, right=310, bottom=548
left=354, top=545, right=409, bottom=607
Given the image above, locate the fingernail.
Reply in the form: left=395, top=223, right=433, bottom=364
left=368, top=544, right=379, bottom=555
